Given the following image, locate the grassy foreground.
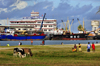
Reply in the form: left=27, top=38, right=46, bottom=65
left=0, top=44, right=100, bottom=66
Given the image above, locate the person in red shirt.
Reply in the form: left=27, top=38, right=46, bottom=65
left=31, top=40, right=33, bottom=45
left=92, top=42, right=95, bottom=52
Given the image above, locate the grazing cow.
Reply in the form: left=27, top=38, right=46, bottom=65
left=13, top=48, right=33, bottom=58
left=22, top=48, right=33, bottom=57
left=13, top=48, right=26, bottom=58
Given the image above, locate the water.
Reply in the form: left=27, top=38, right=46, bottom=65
left=0, top=40, right=99, bottom=46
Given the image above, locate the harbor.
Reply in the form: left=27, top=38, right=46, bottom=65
left=0, top=0, right=100, bottom=66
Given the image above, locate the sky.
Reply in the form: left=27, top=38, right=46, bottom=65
left=0, top=0, right=100, bottom=33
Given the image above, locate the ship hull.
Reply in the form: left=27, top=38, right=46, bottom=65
left=0, top=35, right=46, bottom=41
left=49, top=33, right=88, bottom=40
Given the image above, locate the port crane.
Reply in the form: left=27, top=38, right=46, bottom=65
left=68, top=19, right=74, bottom=33
left=61, top=18, right=74, bottom=34
left=77, top=18, right=85, bottom=32
left=61, top=20, right=68, bottom=31
left=96, top=6, right=100, bottom=14
left=39, top=13, right=46, bottom=31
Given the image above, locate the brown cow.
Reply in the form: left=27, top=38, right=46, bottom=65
left=22, top=48, right=33, bottom=57
left=13, top=48, right=33, bottom=58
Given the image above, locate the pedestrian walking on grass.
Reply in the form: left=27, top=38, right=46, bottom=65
left=31, top=40, right=33, bottom=45
left=92, top=42, right=95, bottom=52
left=87, top=42, right=91, bottom=52
left=78, top=43, right=82, bottom=52
left=19, top=41, right=22, bottom=46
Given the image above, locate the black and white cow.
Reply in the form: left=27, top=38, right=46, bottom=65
left=13, top=48, right=26, bottom=58
left=13, top=48, right=33, bottom=58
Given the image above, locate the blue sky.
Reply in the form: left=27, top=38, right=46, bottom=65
left=0, top=0, right=100, bottom=33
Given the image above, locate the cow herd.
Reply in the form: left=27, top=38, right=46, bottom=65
left=13, top=48, right=33, bottom=58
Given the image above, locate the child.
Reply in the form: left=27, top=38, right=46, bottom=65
left=92, top=42, right=95, bottom=52
left=87, top=42, right=91, bottom=52
left=78, top=43, right=82, bottom=52
left=72, top=44, right=77, bottom=52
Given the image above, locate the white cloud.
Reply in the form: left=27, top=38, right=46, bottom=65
left=52, top=6, right=55, bottom=11
left=33, top=1, right=37, bottom=5
left=0, top=8, right=7, bottom=13
left=0, top=0, right=28, bottom=13
left=43, top=5, right=50, bottom=9
left=10, top=0, right=28, bottom=11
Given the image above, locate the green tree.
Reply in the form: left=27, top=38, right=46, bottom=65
left=78, top=25, right=83, bottom=31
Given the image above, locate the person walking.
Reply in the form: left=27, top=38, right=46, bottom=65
left=78, top=43, right=82, bottom=52
left=31, top=40, right=33, bottom=45
left=19, top=41, right=21, bottom=46
left=92, top=42, right=95, bottom=52
left=87, top=42, right=91, bottom=52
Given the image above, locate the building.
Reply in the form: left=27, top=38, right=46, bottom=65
left=91, top=20, right=99, bottom=31
left=10, top=10, right=57, bottom=33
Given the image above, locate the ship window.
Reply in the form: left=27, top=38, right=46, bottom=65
left=70, top=36, right=73, bottom=38
left=44, top=29, right=47, bottom=31
left=74, top=36, right=76, bottom=38
left=17, top=22, right=19, bottom=23
left=23, top=28, right=26, bottom=30
left=38, top=22, right=41, bottom=23
left=35, top=25, right=37, bottom=27
left=77, top=36, right=79, bottom=38
left=49, top=29, right=52, bottom=31
left=49, top=25, right=52, bottom=27
left=98, top=30, right=100, bottom=33
left=30, top=29, right=32, bottom=30
left=44, top=25, right=47, bottom=27
left=94, top=27, right=96, bottom=31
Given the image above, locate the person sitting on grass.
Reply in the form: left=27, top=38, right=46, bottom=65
left=7, top=43, right=10, bottom=46
left=72, top=44, right=77, bottom=52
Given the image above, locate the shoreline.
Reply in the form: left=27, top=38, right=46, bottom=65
left=0, top=44, right=100, bottom=50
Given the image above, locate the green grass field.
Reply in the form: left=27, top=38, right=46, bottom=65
left=0, top=44, right=100, bottom=66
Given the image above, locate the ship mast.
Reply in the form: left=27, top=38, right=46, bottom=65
left=7, top=18, right=8, bottom=25
left=83, top=18, right=84, bottom=31
left=67, top=17, right=70, bottom=32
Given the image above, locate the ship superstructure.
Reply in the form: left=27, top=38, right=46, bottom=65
left=10, top=10, right=57, bottom=33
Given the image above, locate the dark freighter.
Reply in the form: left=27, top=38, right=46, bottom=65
left=49, top=32, right=89, bottom=40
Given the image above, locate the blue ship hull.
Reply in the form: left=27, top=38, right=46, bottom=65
left=0, top=35, right=46, bottom=40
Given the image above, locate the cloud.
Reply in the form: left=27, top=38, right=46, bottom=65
left=10, top=0, right=28, bottom=10
left=0, top=8, right=7, bottom=13
left=0, top=0, right=17, bottom=8
left=43, top=5, right=51, bottom=9
left=0, top=0, right=28, bottom=14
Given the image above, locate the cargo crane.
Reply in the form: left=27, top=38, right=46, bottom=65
left=96, top=6, right=100, bottom=14
left=77, top=18, right=84, bottom=32
left=39, top=13, right=46, bottom=31
left=68, top=19, right=74, bottom=33
left=61, top=20, right=67, bottom=31
left=61, top=18, right=74, bottom=34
